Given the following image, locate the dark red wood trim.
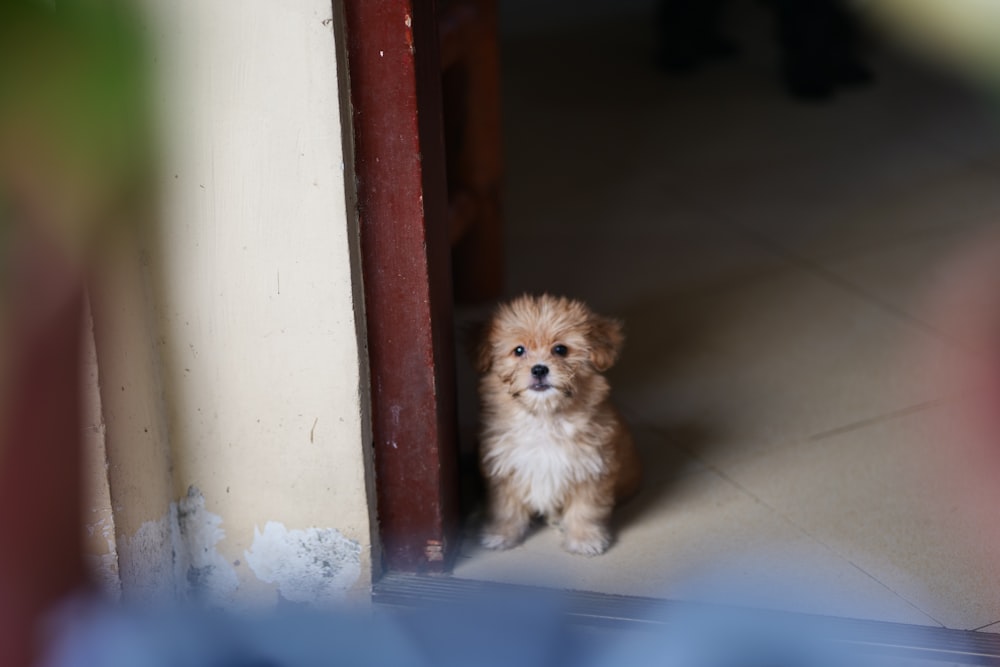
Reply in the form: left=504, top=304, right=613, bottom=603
left=343, top=0, right=459, bottom=573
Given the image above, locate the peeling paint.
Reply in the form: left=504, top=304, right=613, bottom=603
left=85, top=552, right=122, bottom=599
left=117, top=486, right=238, bottom=606
left=245, top=522, right=361, bottom=606
left=84, top=517, right=121, bottom=599
left=403, top=12, right=414, bottom=54
left=117, top=506, right=181, bottom=603
left=85, top=515, right=116, bottom=549
left=118, top=490, right=363, bottom=608
left=176, top=486, right=239, bottom=605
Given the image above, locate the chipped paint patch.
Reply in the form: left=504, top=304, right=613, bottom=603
left=245, top=522, right=361, bottom=605
left=117, top=486, right=238, bottom=605
left=86, top=515, right=116, bottom=547
left=176, top=486, right=239, bottom=605
left=117, top=506, right=181, bottom=603
left=84, top=516, right=122, bottom=599
left=116, top=490, right=366, bottom=608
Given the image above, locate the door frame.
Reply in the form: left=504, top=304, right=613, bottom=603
left=343, top=0, right=460, bottom=574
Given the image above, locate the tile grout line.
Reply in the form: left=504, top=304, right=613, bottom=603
left=587, top=190, right=988, bottom=629
left=803, top=220, right=993, bottom=266
left=704, top=453, right=947, bottom=629
left=636, top=403, right=954, bottom=629
left=806, top=398, right=950, bottom=442
left=648, top=198, right=994, bottom=628
left=630, top=394, right=950, bottom=475
left=674, top=191, right=981, bottom=355
left=840, top=557, right=948, bottom=629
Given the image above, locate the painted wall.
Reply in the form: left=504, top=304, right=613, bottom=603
left=81, top=303, right=120, bottom=600
left=90, top=0, right=375, bottom=607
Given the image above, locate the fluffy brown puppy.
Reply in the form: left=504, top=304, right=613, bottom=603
left=476, top=294, right=641, bottom=556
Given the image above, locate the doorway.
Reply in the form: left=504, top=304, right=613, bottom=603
left=451, top=0, right=1000, bottom=630
left=351, top=0, right=1000, bottom=641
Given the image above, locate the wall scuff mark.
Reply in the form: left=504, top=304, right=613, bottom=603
left=245, top=522, right=361, bottom=605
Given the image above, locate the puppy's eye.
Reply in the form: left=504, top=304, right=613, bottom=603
left=513, top=345, right=525, bottom=357
left=552, top=344, right=568, bottom=357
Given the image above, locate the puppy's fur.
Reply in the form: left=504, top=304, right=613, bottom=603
left=476, top=294, right=640, bottom=556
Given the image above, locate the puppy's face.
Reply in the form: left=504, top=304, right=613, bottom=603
left=477, top=295, right=623, bottom=410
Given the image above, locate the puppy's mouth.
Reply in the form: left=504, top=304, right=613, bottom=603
left=517, top=380, right=572, bottom=398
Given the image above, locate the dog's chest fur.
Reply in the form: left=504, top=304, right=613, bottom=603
left=482, top=411, right=606, bottom=515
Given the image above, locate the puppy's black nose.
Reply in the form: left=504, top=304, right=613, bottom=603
left=531, top=364, right=549, bottom=378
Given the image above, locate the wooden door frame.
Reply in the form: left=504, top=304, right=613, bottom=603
left=343, top=0, right=460, bottom=574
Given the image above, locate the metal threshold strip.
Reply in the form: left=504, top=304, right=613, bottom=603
left=373, top=572, right=1000, bottom=666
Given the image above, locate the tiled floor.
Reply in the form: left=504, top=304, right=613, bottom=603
left=452, top=0, right=1000, bottom=635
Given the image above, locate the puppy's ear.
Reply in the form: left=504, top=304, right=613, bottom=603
left=588, top=315, right=624, bottom=371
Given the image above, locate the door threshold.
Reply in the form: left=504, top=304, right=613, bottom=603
left=373, top=571, right=1000, bottom=665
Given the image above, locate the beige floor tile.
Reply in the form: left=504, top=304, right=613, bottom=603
left=619, top=417, right=709, bottom=482
left=685, top=153, right=1000, bottom=263
left=821, top=226, right=1000, bottom=345
left=609, top=265, right=968, bottom=467
left=629, top=63, right=1000, bottom=263
left=504, top=213, right=789, bottom=314
left=454, top=465, right=938, bottom=624
left=719, top=404, right=1000, bottom=630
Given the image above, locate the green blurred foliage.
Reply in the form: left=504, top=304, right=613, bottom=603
left=860, top=0, right=1000, bottom=87
left=0, top=0, right=154, bottom=250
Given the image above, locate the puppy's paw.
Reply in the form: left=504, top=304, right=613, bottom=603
left=562, top=527, right=610, bottom=556
left=480, top=523, right=526, bottom=550
left=480, top=532, right=519, bottom=550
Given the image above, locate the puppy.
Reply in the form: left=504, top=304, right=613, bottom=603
left=476, top=294, right=640, bottom=556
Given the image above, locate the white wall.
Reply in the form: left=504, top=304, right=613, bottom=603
left=93, top=0, right=375, bottom=607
